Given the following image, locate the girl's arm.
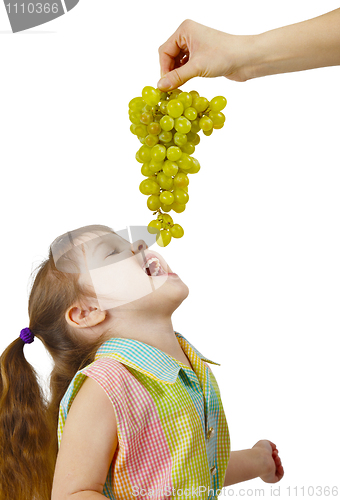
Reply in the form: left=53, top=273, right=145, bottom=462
left=223, top=440, right=284, bottom=487
left=51, top=377, right=118, bottom=500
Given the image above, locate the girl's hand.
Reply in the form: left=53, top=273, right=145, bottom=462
left=252, top=439, right=284, bottom=483
left=157, top=19, right=252, bottom=91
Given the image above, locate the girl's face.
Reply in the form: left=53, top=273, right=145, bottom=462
left=67, top=230, right=189, bottom=313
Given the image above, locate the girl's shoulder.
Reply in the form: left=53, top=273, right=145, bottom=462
left=60, top=355, right=128, bottom=418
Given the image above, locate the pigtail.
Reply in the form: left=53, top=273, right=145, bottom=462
left=0, top=337, right=55, bottom=500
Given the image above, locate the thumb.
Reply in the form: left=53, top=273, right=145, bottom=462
left=157, top=62, right=197, bottom=91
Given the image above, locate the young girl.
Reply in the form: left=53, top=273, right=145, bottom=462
left=0, top=224, right=283, bottom=500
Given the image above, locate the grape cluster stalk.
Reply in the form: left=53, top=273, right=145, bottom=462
left=129, top=86, right=227, bottom=247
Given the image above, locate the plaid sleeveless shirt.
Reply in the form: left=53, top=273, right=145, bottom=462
left=58, top=332, right=230, bottom=499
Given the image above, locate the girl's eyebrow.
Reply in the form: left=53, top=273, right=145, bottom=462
left=91, top=235, right=120, bottom=256
left=91, top=238, right=112, bottom=256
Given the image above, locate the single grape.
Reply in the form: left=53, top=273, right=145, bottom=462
left=209, top=111, right=226, bottom=126
left=145, top=134, right=159, bottom=147
left=140, top=112, right=153, bottom=125
left=191, top=134, right=200, bottom=146
left=148, top=179, right=161, bottom=195
left=199, top=116, right=213, bottom=131
left=157, top=172, right=174, bottom=190
left=203, top=128, right=213, bottom=136
left=156, top=229, right=172, bottom=247
left=172, top=203, right=186, bottom=213
left=181, top=142, right=195, bottom=155
left=167, top=146, right=182, bottom=162
left=184, top=107, right=198, bottom=120
left=173, top=172, right=189, bottom=188
left=129, top=110, right=142, bottom=124
left=129, top=97, right=145, bottom=112
left=141, top=163, right=153, bottom=176
left=139, top=179, right=154, bottom=195
left=134, top=124, right=148, bottom=138
left=210, top=96, right=227, bottom=112
left=160, top=115, right=175, bottom=131
left=142, top=86, right=161, bottom=106
left=186, top=157, right=201, bottom=174
left=173, top=188, right=189, bottom=204
left=170, top=224, right=184, bottom=238
left=130, top=124, right=138, bottom=135
left=147, top=122, right=161, bottom=135
left=160, top=203, right=173, bottom=212
left=147, top=220, right=162, bottom=234
left=173, top=132, right=188, bottom=147
left=151, top=144, right=166, bottom=162
left=149, top=159, right=164, bottom=173
left=163, top=160, right=179, bottom=177
left=189, top=90, right=199, bottom=99
left=167, top=99, right=184, bottom=118
left=174, top=116, right=191, bottom=134
left=159, top=131, right=173, bottom=143
left=135, top=151, right=143, bottom=163
left=159, top=101, right=169, bottom=114
left=190, top=119, right=201, bottom=134
left=160, top=191, right=175, bottom=205
left=192, top=96, right=209, bottom=112
left=177, top=92, right=193, bottom=109
left=168, top=89, right=182, bottom=100
left=177, top=153, right=192, bottom=171
left=138, top=145, right=152, bottom=163
left=147, top=195, right=161, bottom=211
left=162, top=213, right=174, bottom=226
left=186, top=131, right=195, bottom=142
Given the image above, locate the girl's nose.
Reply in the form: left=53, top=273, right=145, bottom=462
left=131, top=240, right=148, bottom=254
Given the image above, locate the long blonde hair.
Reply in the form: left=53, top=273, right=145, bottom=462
left=0, top=225, right=113, bottom=500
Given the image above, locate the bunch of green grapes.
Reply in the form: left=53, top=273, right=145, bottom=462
left=129, top=85, right=227, bottom=247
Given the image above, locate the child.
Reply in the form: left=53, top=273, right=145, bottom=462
left=0, top=224, right=283, bottom=500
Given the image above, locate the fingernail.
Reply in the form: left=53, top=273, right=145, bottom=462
left=157, top=77, right=172, bottom=91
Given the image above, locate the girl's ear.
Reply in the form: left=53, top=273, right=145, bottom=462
left=65, top=304, right=106, bottom=328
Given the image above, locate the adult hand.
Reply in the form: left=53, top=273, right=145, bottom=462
left=157, top=19, right=251, bottom=91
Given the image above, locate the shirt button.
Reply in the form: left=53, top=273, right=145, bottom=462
left=207, top=426, right=215, bottom=440
left=210, top=465, right=217, bottom=476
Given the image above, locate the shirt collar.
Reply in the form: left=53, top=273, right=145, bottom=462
left=94, top=331, right=220, bottom=384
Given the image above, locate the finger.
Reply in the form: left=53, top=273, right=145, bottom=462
left=157, top=61, right=197, bottom=91
left=268, top=441, right=277, bottom=451
left=158, top=35, right=183, bottom=78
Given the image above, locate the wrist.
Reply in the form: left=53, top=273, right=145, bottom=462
left=251, top=445, right=273, bottom=479
left=223, top=34, right=265, bottom=82
left=223, top=447, right=268, bottom=487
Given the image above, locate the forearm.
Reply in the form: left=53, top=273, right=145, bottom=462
left=243, top=8, right=340, bottom=80
left=223, top=448, right=266, bottom=487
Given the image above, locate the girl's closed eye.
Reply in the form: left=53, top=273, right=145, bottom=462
left=106, top=250, right=117, bottom=258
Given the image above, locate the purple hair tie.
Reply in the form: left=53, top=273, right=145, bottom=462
left=20, top=327, right=35, bottom=344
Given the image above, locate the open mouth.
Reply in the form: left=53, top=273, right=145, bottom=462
left=142, top=256, right=168, bottom=277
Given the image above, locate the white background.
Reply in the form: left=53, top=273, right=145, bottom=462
left=1, top=0, right=339, bottom=497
